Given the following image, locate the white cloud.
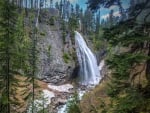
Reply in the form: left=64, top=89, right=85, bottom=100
left=101, top=14, right=109, bottom=20
left=101, top=11, right=121, bottom=20
left=114, top=11, right=121, bottom=17
left=69, top=0, right=77, bottom=3
left=109, top=5, right=118, bottom=10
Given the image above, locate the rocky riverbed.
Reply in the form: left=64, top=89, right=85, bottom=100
left=27, top=83, right=74, bottom=113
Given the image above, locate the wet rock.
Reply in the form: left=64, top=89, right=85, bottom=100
left=71, top=65, right=80, bottom=79
left=54, top=99, right=67, bottom=106
left=48, top=84, right=73, bottom=93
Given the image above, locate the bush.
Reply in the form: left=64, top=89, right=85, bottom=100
left=63, top=53, right=70, bottom=63
left=67, top=93, right=81, bottom=113
left=62, top=31, right=66, bottom=44
left=47, top=45, right=51, bottom=58
left=49, top=16, right=55, bottom=25
left=40, top=32, right=46, bottom=36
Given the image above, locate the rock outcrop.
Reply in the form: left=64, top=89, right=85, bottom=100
left=36, top=10, right=75, bottom=84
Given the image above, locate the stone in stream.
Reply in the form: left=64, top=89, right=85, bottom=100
left=54, top=99, right=67, bottom=106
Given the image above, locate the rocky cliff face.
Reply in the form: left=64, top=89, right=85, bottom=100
left=36, top=10, right=75, bottom=84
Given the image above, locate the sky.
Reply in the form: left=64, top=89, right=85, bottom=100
left=55, top=0, right=87, bottom=9
left=54, top=0, right=130, bottom=20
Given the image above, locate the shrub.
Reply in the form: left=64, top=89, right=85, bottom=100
left=67, top=93, right=81, bottom=113
left=63, top=53, right=70, bottom=63
left=40, top=32, right=46, bottom=36
left=49, top=16, right=55, bottom=25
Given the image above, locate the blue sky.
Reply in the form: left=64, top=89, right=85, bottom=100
left=54, top=0, right=130, bottom=19
left=55, top=0, right=87, bottom=9
left=65, top=0, right=130, bottom=19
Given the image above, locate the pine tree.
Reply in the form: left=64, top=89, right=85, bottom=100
left=95, top=10, right=100, bottom=33
left=88, top=0, right=150, bottom=112
left=109, top=9, right=114, bottom=27
left=0, top=0, right=18, bottom=112
left=83, top=9, right=94, bottom=34
left=50, top=0, right=53, bottom=8
left=75, top=4, right=80, bottom=19
left=27, top=7, right=39, bottom=113
left=55, top=2, right=59, bottom=10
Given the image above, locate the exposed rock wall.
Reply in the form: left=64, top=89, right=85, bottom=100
left=36, top=10, right=75, bottom=84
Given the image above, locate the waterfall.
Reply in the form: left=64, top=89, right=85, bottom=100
left=57, top=32, right=104, bottom=113
left=75, top=31, right=101, bottom=85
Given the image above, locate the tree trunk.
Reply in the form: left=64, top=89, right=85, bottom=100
left=6, top=3, right=10, bottom=112
left=146, top=43, right=150, bottom=84
left=25, top=0, right=28, bottom=16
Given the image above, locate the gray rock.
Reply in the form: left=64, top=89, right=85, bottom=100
left=36, top=20, right=75, bottom=84
left=53, top=98, right=67, bottom=106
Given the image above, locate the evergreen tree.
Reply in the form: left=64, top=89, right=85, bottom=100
left=29, top=7, right=39, bottom=113
left=0, top=1, right=17, bottom=112
left=60, top=0, right=63, bottom=18
left=109, top=9, right=114, bottom=27
left=50, top=0, right=53, bottom=8
left=55, top=1, right=59, bottom=10
left=71, top=4, right=74, bottom=16
left=75, top=4, right=80, bottom=19
left=130, top=0, right=135, bottom=7
left=88, top=0, right=150, bottom=112
left=95, top=10, right=100, bottom=33
left=87, top=0, right=125, bottom=20
left=0, top=0, right=33, bottom=111
left=83, top=8, right=95, bottom=34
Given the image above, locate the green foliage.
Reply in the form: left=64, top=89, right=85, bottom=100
left=0, top=2, right=40, bottom=112
left=95, top=41, right=103, bottom=50
left=27, top=91, right=50, bottom=113
left=40, top=32, right=46, bottom=36
left=115, top=89, right=144, bottom=113
left=94, top=2, right=150, bottom=112
left=61, top=20, right=67, bottom=44
left=47, top=45, right=51, bottom=58
left=62, top=31, right=66, bottom=44
left=104, top=27, right=150, bottom=113
left=36, top=92, right=49, bottom=113
left=103, top=22, right=150, bottom=47
left=89, top=28, right=106, bottom=51
left=68, top=16, right=78, bottom=32
left=48, top=45, right=51, bottom=51
left=105, top=50, right=150, bottom=112
left=13, top=11, right=31, bottom=73
left=93, top=38, right=105, bottom=51
left=0, top=1, right=19, bottom=112
left=99, top=99, right=107, bottom=113
left=49, top=16, right=55, bottom=26
left=37, top=109, right=49, bottom=113
left=67, top=93, right=81, bottom=113
left=63, top=53, right=71, bottom=63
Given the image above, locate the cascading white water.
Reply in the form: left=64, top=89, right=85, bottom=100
left=75, top=31, right=100, bottom=85
left=57, top=31, right=104, bottom=113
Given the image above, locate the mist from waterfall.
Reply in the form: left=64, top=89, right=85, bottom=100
left=75, top=31, right=101, bottom=85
